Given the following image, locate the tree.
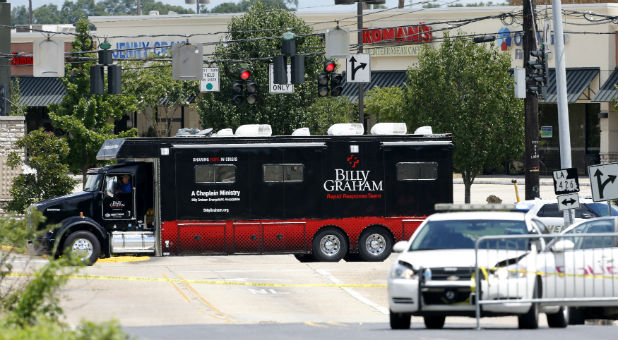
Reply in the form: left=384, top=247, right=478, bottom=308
left=196, top=1, right=325, bottom=135
left=364, top=86, right=406, bottom=124
left=4, top=130, right=77, bottom=213
left=122, top=60, right=199, bottom=137
left=304, top=97, right=355, bottom=135
left=9, top=79, right=28, bottom=117
left=48, top=19, right=138, bottom=182
left=403, top=34, right=524, bottom=203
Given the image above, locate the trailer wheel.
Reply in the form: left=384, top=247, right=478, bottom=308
left=63, top=231, right=101, bottom=266
left=312, top=228, right=348, bottom=262
left=358, top=227, right=392, bottom=262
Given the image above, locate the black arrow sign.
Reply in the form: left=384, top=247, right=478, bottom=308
left=594, top=169, right=617, bottom=200
left=561, top=198, right=576, bottom=206
left=349, top=56, right=367, bottom=81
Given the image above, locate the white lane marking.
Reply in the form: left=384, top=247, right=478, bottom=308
left=248, top=288, right=289, bottom=295
left=315, top=269, right=388, bottom=315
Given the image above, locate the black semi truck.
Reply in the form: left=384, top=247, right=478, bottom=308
left=33, top=124, right=453, bottom=264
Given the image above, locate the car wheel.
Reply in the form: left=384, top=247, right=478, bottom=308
left=518, top=280, right=539, bottom=329
left=294, top=254, right=316, bottom=263
left=547, top=306, right=568, bottom=328
left=568, top=307, right=586, bottom=325
left=423, top=315, right=445, bottom=329
left=389, top=310, right=411, bottom=329
left=63, top=230, right=101, bottom=266
left=312, top=228, right=348, bottom=262
left=358, top=227, right=392, bottom=262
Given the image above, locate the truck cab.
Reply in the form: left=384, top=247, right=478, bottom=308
left=34, top=162, right=156, bottom=264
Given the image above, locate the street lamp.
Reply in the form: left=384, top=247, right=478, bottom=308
left=333, top=0, right=385, bottom=132
left=185, top=0, right=210, bottom=14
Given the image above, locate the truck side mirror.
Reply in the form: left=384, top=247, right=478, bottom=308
left=105, top=178, right=115, bottom=197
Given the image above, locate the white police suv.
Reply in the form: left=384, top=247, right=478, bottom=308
left=387, top=204, right=565, bottom=329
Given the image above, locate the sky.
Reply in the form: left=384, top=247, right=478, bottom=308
left=7, top=0, right=425, bottom=13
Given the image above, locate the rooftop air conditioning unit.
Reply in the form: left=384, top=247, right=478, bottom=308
left=235, top=124, right=272, bottom=137
left=413, top=126, right=433, bottom=135
left=370, top=123, right=407, bottom=135
left=327, top=123, right=364, bottom=136
left=292, top=128, right=310, bottom=136
left=213, top=128, right=233, bottom=137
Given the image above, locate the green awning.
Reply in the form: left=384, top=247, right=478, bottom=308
left=540, top=68, right=599, bottom=103
left=591, top=68, right=618, bottom=102
left=342, top=70, right=407, bottom=102
left=12, top=76, right=66, bottom=107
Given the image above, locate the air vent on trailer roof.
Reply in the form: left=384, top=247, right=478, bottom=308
left=370, top=123, right=407, bottom=135
left=212, top=128, right=234, bottom=137
left=327, top=123, right=364, bottom=136
left=413, top=126, right=433, bottom=135
left=292, top=128, right=310, bottom=136
left=234, top=124, right=272, bottom=137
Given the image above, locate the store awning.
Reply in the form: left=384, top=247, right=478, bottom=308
left=591, top=68, right=618, bottom=102
left=13, top=76, right=66, bottom=107
left=342, top=70, right=407, bottom=102
left=540, top=67, right=599, bottom=103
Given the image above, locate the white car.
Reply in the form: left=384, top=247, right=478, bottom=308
left=519, top=198, right=618, bottom=233
left=519, top=216, right=618, bottom=324
left=387, top=207, right=565, bottom=329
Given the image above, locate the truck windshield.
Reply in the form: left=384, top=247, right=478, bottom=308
left=410, top=219, right=529, bottom=251
left=84, top=174, right=103, bottom=192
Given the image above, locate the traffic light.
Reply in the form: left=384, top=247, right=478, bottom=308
left=317, top=60, right=341, bottom=97
left=231, top=69, right=257, bottom=105
left=526, top=50, right=548, bottom=96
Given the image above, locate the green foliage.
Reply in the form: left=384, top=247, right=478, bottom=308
left=48, top=19, right=137, bottom=179
left=364, top=86, right=406, bottom=123
left=122, top=60, right=199, bottom=137
left=403, top=34, right=524, bottom=202
left=304, top=97, right=356, bottom=135
left=9, top=79, right=28, bottom=117
left=197, top=1, right=325, bottom=135
left=5, top=130, right=76, bottom=213
left=210, top=0, right=291, bottom=13
left=0, top=318, right=131, bottom=340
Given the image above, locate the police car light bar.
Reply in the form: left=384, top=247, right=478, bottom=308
left=435, top=203, right=520, bottom=212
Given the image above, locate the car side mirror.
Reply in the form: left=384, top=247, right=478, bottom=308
left=581, top=213, right=592, bottom=219
left=393, top=241, right=408, bottom=253
left=551, top=239, right=574, bottom=253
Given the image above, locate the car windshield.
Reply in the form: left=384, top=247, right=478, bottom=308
left=410, top=219, right=529, bottom=251
left=83, top=174, right=103, bottom=192
left=585, top=203, right=618, bottom=217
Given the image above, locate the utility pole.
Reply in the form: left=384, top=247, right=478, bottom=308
left=523, top=0, right=540, bottom=199
left=0, top=0, right=10, bottom=116
left=357, top=1, right=365, bottom=131
left=28, top=0, right=32, bottom=25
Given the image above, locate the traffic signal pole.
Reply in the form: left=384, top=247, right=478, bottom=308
left=523, top=0, right=540, bottom=199
left=357, top=1, right=365, bottom=132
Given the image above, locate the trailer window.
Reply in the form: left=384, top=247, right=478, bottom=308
left=396, top=162, right=438, bottom=181
left=263, top=164, right=304, bottom=183
left=195, top=165, right=236, bottom=183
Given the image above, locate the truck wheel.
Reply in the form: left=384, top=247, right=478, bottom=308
left=568, top=307, right=585, bottom=325
left=312, top=228, right=348, bottom=262
left=518, top=280, right=539, bottom=329
left=389, top=310, right=411, bottom=329
left=63, top=231, right=101, bottom=266
left=423, top=315, right=446, bottom=329
left=358, top=227, right=392, bottom=262
left=547, top=306, right=568, bottom=328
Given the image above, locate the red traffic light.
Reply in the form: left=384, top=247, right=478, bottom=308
left=324, top=61, right=336, bottom=73
left=240, top=69, right=251, bottom=80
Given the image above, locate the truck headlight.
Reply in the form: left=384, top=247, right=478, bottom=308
left=392, top=262, right=415, bottom=279
left=490, top=267, right=525, bottom=280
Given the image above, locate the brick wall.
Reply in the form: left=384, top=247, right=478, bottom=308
left=0, top=116, right=25, bottom=201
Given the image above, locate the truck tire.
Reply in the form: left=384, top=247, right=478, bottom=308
left=547, top=306, right=568, bottom=328
left=358, top=227, right=392, bottom=262
left=423, top=315, right=446, bottom=329
left=518, top=280, right=539, bottom=329
left=389, top=310, right=411, bottom=329
left=63, top=231, right=101, bottom=266
left=568, top=307, right=585, bottom=325
left=312, top=228, right=348, bottom=262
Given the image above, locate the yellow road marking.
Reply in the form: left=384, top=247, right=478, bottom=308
left=98, top=256, right=151, bottom=263
left=304, top=321, right=328, bottom=328
left=162, top=273, right=191, bottom=303
left=177, top=274, right=235, bottom=323
left=7, top=272, right=387, bottom=288
left=326, top=321, right=347, bottom=326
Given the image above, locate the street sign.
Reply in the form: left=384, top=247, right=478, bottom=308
left=346, top=53, right=370, bottom=83
left=588, top=163, right=618, bottom=202
left=200, top=67, right=219, bottom=92
left=557, top=193, right=580, bottom=211
left=269, top=64, right=294, bottom=94
left=552, top=168, right=579, bottom=195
